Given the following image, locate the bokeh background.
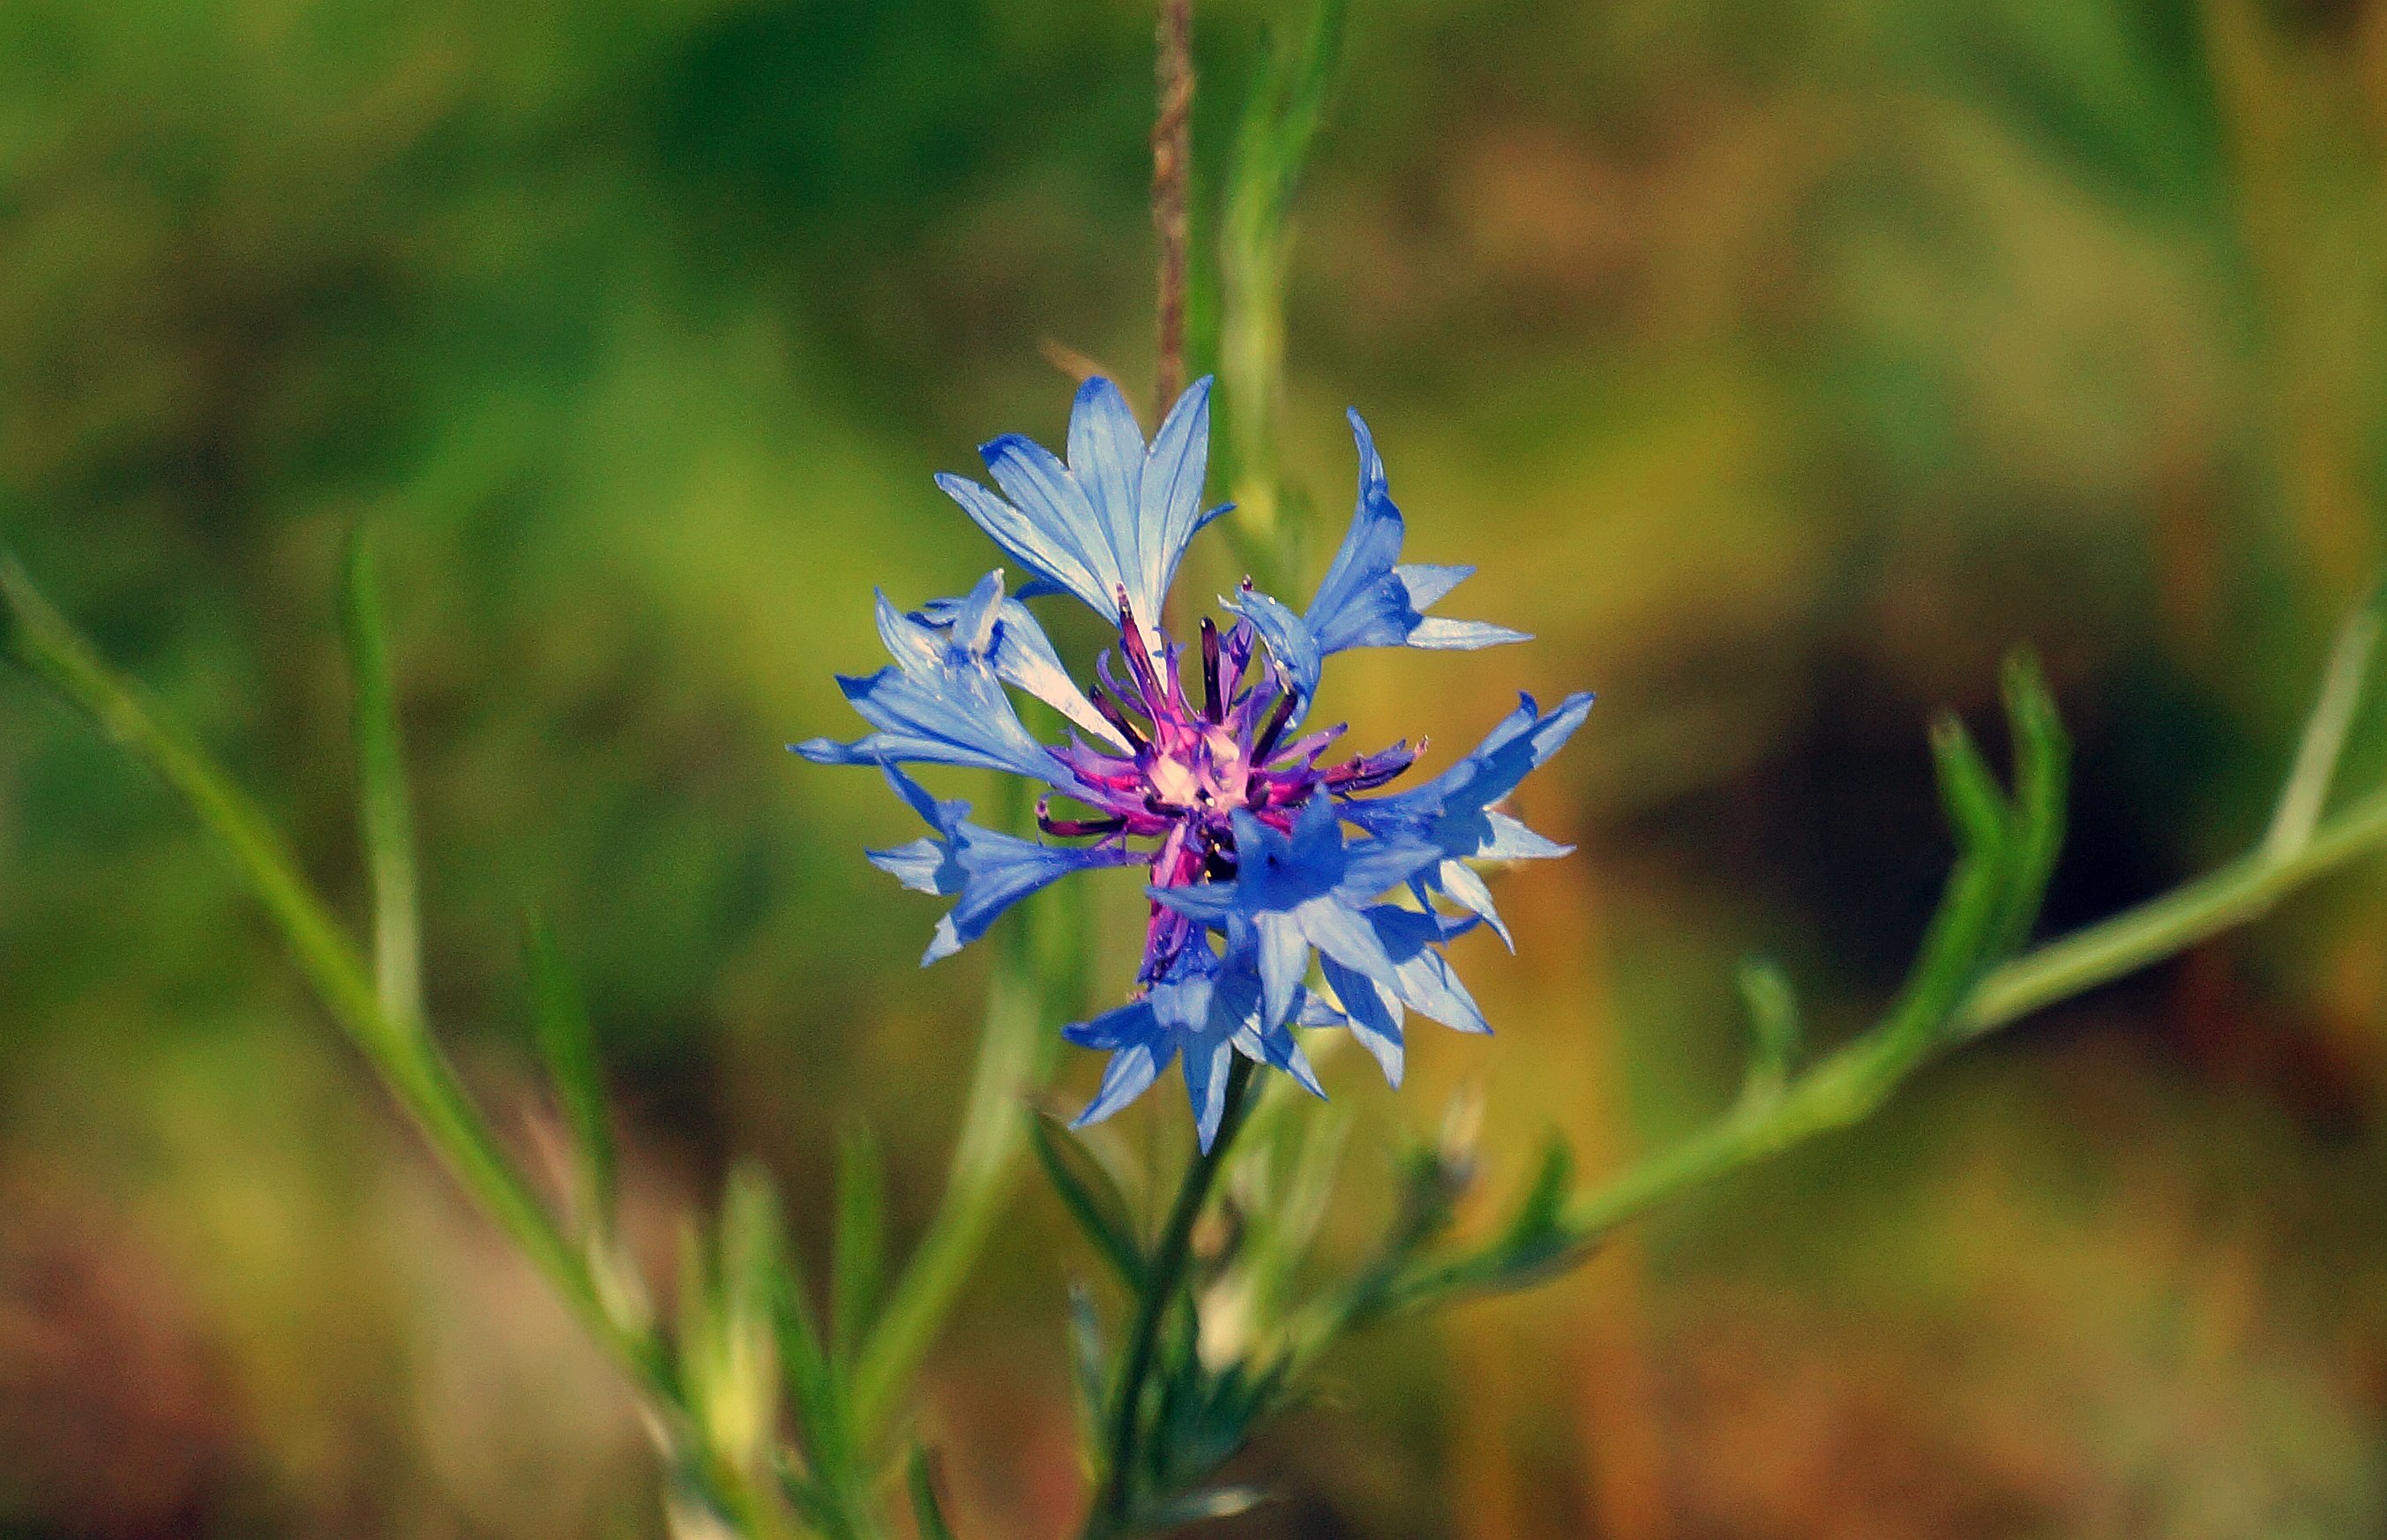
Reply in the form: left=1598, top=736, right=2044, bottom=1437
left=6, top=0, right=2387, bottom=1535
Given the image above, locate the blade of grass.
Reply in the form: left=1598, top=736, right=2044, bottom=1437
left=832, top=1121, right=887, bottom=1370
left=340, top=527, right=423, bottom=1029
left=525, top=911, right=617, bottom=1235
left=0, top=549, right=677, bottom=1412
left=851, top=796, right=1081, bottom=1447
left=2266, top=579, right=2383, bottom=860
left=1216, top=0, right=1348, bottom=591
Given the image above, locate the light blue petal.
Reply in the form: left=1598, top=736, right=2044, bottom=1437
left=1391, top=563, right=1473, bottom=611
left=934, top=471, right=1109, bottom=613
left=1366, top=905, right=1491, bottom=1035
left=866, top=764, right=1129, bottom=965
left=1182, top=1032, right=1237, bottom=1151
left=1297, top=895, right=1402, bottom=999
left=1075, top=1041, right=1169, bottom=1128
left=1405, top=616, right=1532, bottom=650
left=1226, top=587, right=1321, bottom=707
left=795, top=662, right=1059, bottom=781
left=1478, top=809, right=1572, bottom=863
left=916, top=583, right=1127, bottom=749
left=1321, top=957, right=1405, bottom=1088
left=1432, top=857, right=1513, bottom=949
left=1066, top=377, right=1145, bottom=608
left=983, top=431, right=1127, bottom=617
left=1140, top=378, right=1216, bottom=613
left=1253, top=912, right=1311, bottom=1029
left=865, top=836, right=948, bottom=895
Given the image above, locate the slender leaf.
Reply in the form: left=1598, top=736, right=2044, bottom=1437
left=1066, top=1282, right=1106, bottom=1457
left=1734, top=956, right=1801, bottom=1104
left=2267, top=579, right=2384, bottom=860
left=1993, top=650, right=2071, bottom=953
left=1030, top=1112, right=1149, bottom=1290
left=340, top=526, right=423, bottom=1031
left=833, top=1122, right=887, bottom=1368
left=907, top=1446, right=959, bottom=1540
left=524, top=911, right=617, bottom=1231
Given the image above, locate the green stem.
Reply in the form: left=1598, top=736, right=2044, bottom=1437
left=1388, top=779, right=2387, bottom=1306
left=0, top=553, right=685, bottom=1442
left=1085, top=1057, right=1256, bottom=1539
left=851, top=790, right=1074, bottom=1447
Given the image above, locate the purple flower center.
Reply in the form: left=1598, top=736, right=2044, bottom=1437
left=1044, top=587, right=1423, bottom=984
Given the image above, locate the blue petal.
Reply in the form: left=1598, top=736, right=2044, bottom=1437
left=795, top=584, right=1067, bottom=782
left=1181, top=1030, right=1237, bottom=1151
left=1231, top=410, right=1527, bottom=706
left=1067, top=377, right=1145, bottom=595
left=1351, top=692, right=1594, bottom=861
left=1320, top=956, right=1405, bottom=1088
left=1074, top=1038, right=1169, bottom=1127
left=865, top=765, right=1131, bottom=965
left=936, top=377, right=1223, bottom=632
left=915, top=579, right=1128, bottom=750
left=1138, top=379, right=1221, bottom=616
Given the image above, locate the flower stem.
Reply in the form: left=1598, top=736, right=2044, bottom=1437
left=1152, top=0, right=1194, bottom=409
left=1086, top=1055, right=1255, bottom=1538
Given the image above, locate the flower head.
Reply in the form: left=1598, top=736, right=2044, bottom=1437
left=797, top=376, right=1590, bottom=1148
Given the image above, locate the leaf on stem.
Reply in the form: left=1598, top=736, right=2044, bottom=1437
left=1734, top=957, right=1801, bottom=1107
left=908, top=1445, right=960, bottom=1540
left=1993, top=650, right=2070, bottom=954
left=1031, top=1110, right=1149, bottom=1290
left=524, top=911, right=617, bottom=1235
left=833, top=1122, right=887, bottom=1368
left=340, top=526, right=423, bottom=1032
left=2267, top=579, right=2384, bottom=862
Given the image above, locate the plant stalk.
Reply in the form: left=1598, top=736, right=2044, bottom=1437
left=1085, top=1055, right=1255, bottom=1538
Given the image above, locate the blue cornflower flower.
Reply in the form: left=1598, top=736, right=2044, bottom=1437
left=797, top=376, right=1591, bottom=1148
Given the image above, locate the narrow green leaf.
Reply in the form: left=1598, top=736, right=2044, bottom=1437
left=1066, top=1282, right=1106, bottom=1455
left=907, top=1446, right=959, bottom=1540
left=1994, top=649, right=2071, bottom=954
left=832, top=1121, right=887, bottom=1368
left=1734, top=956, right=1801, bottom=1104
left=0, top=550, right=677, bottom=1415
left=1494, top=1136, right=1576, bottom=1263
left=1927, top=711, right=2010, bottom=862
left=1216, top=0, right=1350, bottom=585
left=340, top=526, right=423, bottom=1031
left=2266, top=579, right=2384, bottom=861
left=1029, top=1111, right=1148, bottom=1290
left=523, top=911, right=616, bottom=1232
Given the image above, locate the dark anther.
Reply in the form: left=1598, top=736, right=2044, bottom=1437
left=1089, top=684, right=1149, bottom=752
left=1115, top=587, right=1168, bottom=703
left=1199, top=617, right=1223, bottom=722
left=1036, top=795, right=1126, bottom=838
left=1251, top=687, right=1299, bottom=764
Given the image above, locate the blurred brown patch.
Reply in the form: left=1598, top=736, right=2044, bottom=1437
left=0, top=1163, right=235, bottom=1537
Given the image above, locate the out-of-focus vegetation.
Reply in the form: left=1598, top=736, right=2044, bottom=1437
left=4, top=1, right=2387, bottom=1536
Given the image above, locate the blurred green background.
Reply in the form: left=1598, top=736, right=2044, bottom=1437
left=5, top=0, right=2387, bottom=1535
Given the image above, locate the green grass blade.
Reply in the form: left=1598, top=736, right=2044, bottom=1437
left=1734, top=957, right=1801, bottom=1106
left=1216, top=0, right=1349, bottom=586
left=0, top=549, right=677, bottom=1413
left=1029, top=1112, right=1149, bottom=1291
left=1994, top=650, right=2071, bottom=954
left=340, top=526, right=423, bottom=1030
left=831, top=1121, right=887, bottom=1369
left=907, top=1446, right=960, bottom=1540
left=524, top=911, right=617, bottom=1233
left=2266, top=579, right=2384, bottom=860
